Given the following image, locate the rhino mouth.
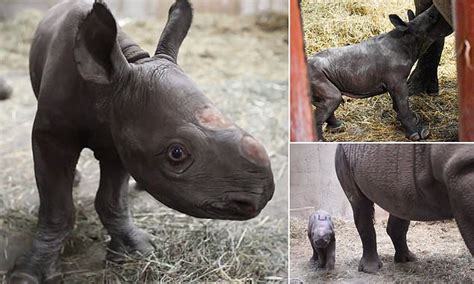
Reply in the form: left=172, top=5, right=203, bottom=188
left=314, top=239, right=330, bottom=249
left=204, top=194, right=265, bottom=220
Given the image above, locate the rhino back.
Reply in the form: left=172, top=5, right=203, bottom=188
left=309, top=34, right=412, bottom=98
left=337, top=144, right=452, bottom=221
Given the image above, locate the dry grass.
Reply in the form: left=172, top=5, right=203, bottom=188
left=301, top=0, right=458, bottom=141
left=1, top=206, right=287, bottom=282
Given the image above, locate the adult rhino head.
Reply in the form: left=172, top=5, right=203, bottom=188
left=75, top=0, right=275, bottom=220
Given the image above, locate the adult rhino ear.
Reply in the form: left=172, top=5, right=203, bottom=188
left=74, top=2, right=127, bottom=84
left=407, top=9, right=416, bottom=21
left=154, top=0, right=193, bottom=63
left=389, top=14, right=409, bottom=31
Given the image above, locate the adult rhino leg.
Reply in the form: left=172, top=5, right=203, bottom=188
left=408, top=0, right=444, bottom=97
left=352, top=198, right=383, bottom=273
left=8, top=125, right=80, bottom=283
left=386, top=214, right=417, bottom=262
left=336, top=149, right=382, bottom=273
left=407, top=38, right=444, bottom=96
left=95, top=159, right=155, bottom=261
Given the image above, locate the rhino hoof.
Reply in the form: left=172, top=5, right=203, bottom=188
left=394, top=250, right=417, bottom=263
left=8, top=272, right=40, bottom=284
left=326, top=124, right=345, bottom=134
left=409, top=132, right=420, bottom=141
left=420, top=128, right=430, bottom=139
left=358, top=257, right=383, bottom=274
left=106, top=230, right=156, bottom=262
left=409, top=129, right=429, bottom=141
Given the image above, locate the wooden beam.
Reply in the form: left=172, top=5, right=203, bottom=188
left=290, top=0, right=316, bottom=142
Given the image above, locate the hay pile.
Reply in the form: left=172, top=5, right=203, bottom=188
left=301, top=0, right=458, bottom=141
left=1, top=206, right=287, bottom=282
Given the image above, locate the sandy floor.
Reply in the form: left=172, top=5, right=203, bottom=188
left=290, top=217, right=473, bottom=282
left=0, top=7, right=288, bottom=282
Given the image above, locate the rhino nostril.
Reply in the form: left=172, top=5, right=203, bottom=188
left=315, top=239, right=327, bottom=248
left=240, top=136, right=270, bottom=167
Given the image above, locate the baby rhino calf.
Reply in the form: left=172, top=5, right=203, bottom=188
left=308, top=5, right=452, bottom=141
left=308, top=210, right=335, bottom=270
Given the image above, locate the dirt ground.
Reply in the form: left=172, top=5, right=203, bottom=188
left=301, top=0, right=458, bottom=142
left=290, top=217, right=473, bottom=282
left=0, top=5, right=288, bottom=282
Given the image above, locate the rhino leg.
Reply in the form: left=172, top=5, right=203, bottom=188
left=95, top=159, right=155, bottom=261
left=325, top=240, right=336, bottom=270
left=326, top=113, right=344, bottom=133
left=408, top=0, right=446, bottom=97
left=337, top=148, right=382, bottom=273
left=407, top=38, right=444, bottom=97
left=311, top=77, right=343, bottom=141
left=388, top=84, right=429, bottom=141
left=310, top=241, right=319, bottom=263
left=316, top=248, right=327, bottom=268
left=8, top=126, right=80, bottom=283
left=352, top=198, right=383, bottom=273
left=386, top=214, right=417, bottom=262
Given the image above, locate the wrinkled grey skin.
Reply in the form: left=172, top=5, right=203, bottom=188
left=308, top=5, right=452, bottom=141
left=335, top=144, right=474, bottom=274
left=8, top=0, right=274, bottom=282
left=308, top=210, right=336, bottom=270
left=408, top=0, right=453, bottom=97
left=0, top=77, right=13, bottom=100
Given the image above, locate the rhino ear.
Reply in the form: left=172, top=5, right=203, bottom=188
left=74, top=2, right=127, bottom=84
left=154, top=0, right=193, bottom=63
left=407, top=9, right=416, bottom=21
left=389, top=14, right=409, bottom=31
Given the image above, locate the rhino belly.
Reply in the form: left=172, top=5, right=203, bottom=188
left=346, top=144, right=453, bottom=221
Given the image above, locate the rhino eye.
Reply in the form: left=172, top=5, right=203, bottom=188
left=168, top=144, right=188, bottom=162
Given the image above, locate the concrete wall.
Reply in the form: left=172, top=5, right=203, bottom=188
left=290, top=144, right=387, bottom=221
left=290, top=144, right=353, bottom=220
left=0, top=0, right=288, bottom=21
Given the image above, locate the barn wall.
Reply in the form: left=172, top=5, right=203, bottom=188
left=290, top=144, right=388, bottom=221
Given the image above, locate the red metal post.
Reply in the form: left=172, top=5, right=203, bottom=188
left=290, top=0, right=316, bottom=142
left=455, top=0, right=474, bottom=141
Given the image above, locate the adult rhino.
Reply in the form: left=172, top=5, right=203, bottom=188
left=408, top=0, right=453, bottom=96
left=335, top=144, right=473, bottom=273
left=8, top=0, right=275, bottom=282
